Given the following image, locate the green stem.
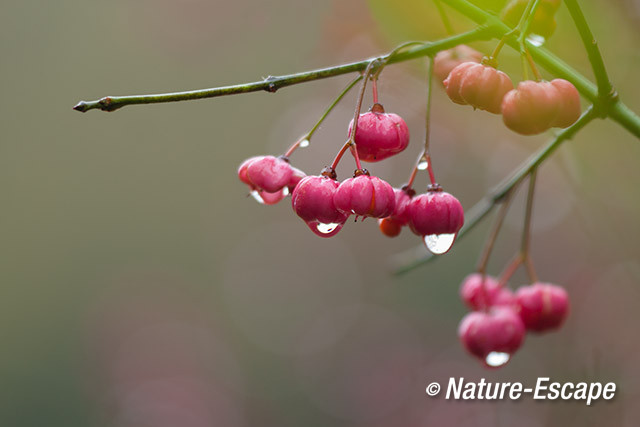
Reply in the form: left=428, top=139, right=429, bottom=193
left=393, top=106, right=596, bottom=275
left=563, top=0, right=613, bottom=101
left=73, top=28, right=489, bottom=113
left=434, top=0, right=455, bottom=35
left=517, top=0, right=542, bottom=44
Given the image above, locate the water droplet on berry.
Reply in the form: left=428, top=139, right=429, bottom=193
left=250, top=190, right=266, bottom=204
left=417, top=160, right=429, bottom=171
left=527, top=34, right=545, bottom=47
left=305, top=221, right=344, bottom=238
left=484, top=351, right=510, bottom=368
left=299, top=139, right=310, bottom=148
left=316, top=222, right=339, bottom=234
left=423, top=233, right=456, bottom=255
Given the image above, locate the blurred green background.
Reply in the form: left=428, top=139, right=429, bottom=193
left=1, top=0, right=639, bottom=426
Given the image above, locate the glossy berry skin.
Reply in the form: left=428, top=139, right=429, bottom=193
left=434, top=45, right=483, bottom=83
left=460, top=273, right=515, bottom=311
left=502, top=80, right=560, bottom=135
left=444, top=62, right=514, bottom=114
left=239, top=156, right=290, bottom=205
left=378, top=188, right=414, bottom=238
left=407, top=189, right=464, bottom=236
left=348, top=104, right=410, bottom=162
left=458, top=307, right=526, bottom=367
left=292, top=175, right=348, bottom=237
left=238, top=156, right=264, bottom=190
left=502, top=79, right=580, bottom=135
left=334, top=174, right=395, bottom=218
left=287, top=166, right=307, bottom=193
left=550, top=79, right=581, bottom=128
left=516, top=282, right=569, bottom=333
left=246, top=155, right=293, bottom=193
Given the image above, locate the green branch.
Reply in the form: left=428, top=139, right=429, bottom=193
left=72, top=27, right=490, bottom=113
left=563, top=0, right=613, bottom=101
left=393, top=106, right=597, bottom=275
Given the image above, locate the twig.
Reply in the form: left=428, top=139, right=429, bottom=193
left=73, top=28, right=489, bottom=113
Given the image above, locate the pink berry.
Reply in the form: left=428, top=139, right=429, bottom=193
left=407, top=187, right=464, bottom=237
left=287, top=166, right=307, bottom=193
left=549, top=79, right=581, bottom=128
left=390, top=188, right=413, bottom=225
left=347, top=103, right=410, bottom=162
left=291, top=175, right=348, bottom=238
left=378, top=188, right=414, bottom=238
left=459, top=273, right=515, bottom=310
left=444, top=62, right=514, bottom=114
left=238, top=156, right=264, bottom=189
left=433, top=45, right=483, bottom=83
left=334, top=173, right=396, bottom=219
left=246, top=155, right=293, bottom=193
left=501, top=80, right=561, bottom=135
left=515, top=282, right=569, bottom=333
left=458, top=307, right=526, bottom=368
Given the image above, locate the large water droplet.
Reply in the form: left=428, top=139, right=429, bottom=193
left=299, top=139, right=310, bottom=148
left=423, top=233, right=456, bottom=255
left=417, top=160, right=429, bottom=171
left=317, top=223, right=339, bottom=233
left=527, top=34, right=545, bottom=47
left=485, top=351, right=510, bottom=368
left=306, top=221, right=344, bottom=238
left=250, top=190, right=266, bottom=204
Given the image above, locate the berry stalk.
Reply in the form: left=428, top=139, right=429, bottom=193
left=520, top=169, right=539, bottom=283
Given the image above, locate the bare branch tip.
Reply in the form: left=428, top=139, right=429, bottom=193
left=73, top=101, right=89, bottom=112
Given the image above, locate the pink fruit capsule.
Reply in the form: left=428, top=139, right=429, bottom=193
left=444, top=62, right=514, bottom=114
left=501, top=80, right=561, bottom=135
left=458, top=307, right=526, bottom=368
left=407, top=189, right=464, bottom=237
left=333, top=174, right=396, bottom=219
left=459, top=273, right=515, bottom=310
left=434, top=45, right=483, bottom=83
left=347, top=103, right=410, bottom=162
left=515, top=282, right=569, bottom=333
left=292, top=175, right=348, bottom=238
left=246, top=155, right=293, bottom=193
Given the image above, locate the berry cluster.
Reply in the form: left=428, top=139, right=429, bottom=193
left=238, top=90, right=465, bottom=253
left=238, top=17, right=583, bottom=367
left=458, top=274, right=569, bottom=368
left=437, top=43, right=581, bottom=135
